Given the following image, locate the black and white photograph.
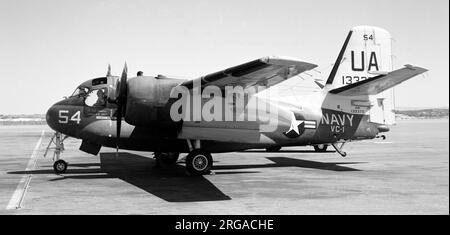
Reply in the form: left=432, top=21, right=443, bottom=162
left=0, top=0, right=448, bottom=223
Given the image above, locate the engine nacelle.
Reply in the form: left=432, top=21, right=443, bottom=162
left=125, top=76, right=185, bottom=126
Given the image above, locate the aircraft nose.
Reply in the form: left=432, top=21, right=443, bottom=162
left=46, top=105, right=59, bottom=131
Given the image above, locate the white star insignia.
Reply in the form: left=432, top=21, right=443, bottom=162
left=287, top=113, right=304, bottom=135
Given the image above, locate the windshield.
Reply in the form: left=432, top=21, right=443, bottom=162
left=70, top=86, right=89, bottom=97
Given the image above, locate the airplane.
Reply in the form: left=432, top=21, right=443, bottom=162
left=45, top=25, right=427, bottom=175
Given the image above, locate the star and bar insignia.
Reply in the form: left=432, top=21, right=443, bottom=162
left=283, top=114, right=317, bottom=138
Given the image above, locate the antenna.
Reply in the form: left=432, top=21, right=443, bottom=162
left=106, top=64, right=112, bottom=77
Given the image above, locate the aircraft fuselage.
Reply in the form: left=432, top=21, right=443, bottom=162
left=46, top=87, right=380, bottom=153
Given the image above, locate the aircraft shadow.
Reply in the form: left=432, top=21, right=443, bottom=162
left=8, top=154, right=363, bottom=202
left=9, top=152, right=232, bottom=203
left=213, top=157, right=363, bottom=172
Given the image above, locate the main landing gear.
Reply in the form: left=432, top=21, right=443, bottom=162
left=185, top=149, right=213, bottom=175
left=153, top=140, right=213, bottom=175
left=44, top=132, right=69, bottom=174
left=184, top=140, right=213, bottom=175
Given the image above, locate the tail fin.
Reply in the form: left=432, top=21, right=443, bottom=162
left=325, top=26, right=427, bottom=125
left=325, top=25, right=393, bottom=89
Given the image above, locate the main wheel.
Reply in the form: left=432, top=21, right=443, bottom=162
left=53, top=160, right=68, bottom=174
left=185, top=150, right=213, bottom=175
left=313, top=144, right=328, bottom=152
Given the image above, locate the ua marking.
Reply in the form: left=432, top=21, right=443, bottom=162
left=58, top=110, right=81, bottom=124
left=351, top=51, right=379, bottom=72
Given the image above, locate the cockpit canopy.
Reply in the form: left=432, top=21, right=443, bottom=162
left=70, top=76, right=118, bottom=108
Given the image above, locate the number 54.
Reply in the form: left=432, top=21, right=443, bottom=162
left=58, top=110, right=81, bottom=124
left=363, top=34, right=374, bottom=40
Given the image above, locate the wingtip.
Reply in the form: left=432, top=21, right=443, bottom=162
left=404, top=64, right=428, bottom=73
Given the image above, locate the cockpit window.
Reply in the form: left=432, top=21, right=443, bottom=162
left=70, top=87, right=89, bottom=97
left=84, top=88, right=107, bottom=107
left=92, top=77, right=107, bottom=86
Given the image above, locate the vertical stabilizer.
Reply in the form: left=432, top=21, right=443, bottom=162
left=325, top=26, right=396, bottom=125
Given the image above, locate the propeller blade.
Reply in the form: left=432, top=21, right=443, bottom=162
left=116, top=63, right=128, bottom=153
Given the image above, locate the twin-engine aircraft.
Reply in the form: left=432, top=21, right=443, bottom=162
left=46, top=26, right=427, bottom=175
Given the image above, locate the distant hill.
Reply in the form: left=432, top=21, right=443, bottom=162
left=394, top=108, right=449, bottom=119
left=0, top=114, right=46, bottom=125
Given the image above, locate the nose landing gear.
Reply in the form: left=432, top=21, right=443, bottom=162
left=44, top=132, right=69, bottom=174
left=53, top=159, right=68, bottom=174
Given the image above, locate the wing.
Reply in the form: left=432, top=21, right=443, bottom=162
left=180, top=56, right=317, bottom=91
left=329, top=65, right=427, bottom=96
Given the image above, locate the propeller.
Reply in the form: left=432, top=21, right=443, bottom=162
left=116, top=63, right=128, bottom=154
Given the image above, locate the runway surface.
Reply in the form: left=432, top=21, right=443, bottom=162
left=0, top=119, right=448, bottom=214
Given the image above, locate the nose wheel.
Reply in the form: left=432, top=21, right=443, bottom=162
left=44, top=132, right=69, bottom=174
left=53, top=160, right=68, bottom=174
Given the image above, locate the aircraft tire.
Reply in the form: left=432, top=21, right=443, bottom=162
left=53, top=160, right=68, bottom=174
left=186, top=150, right=212, bottom=176
left=314, top=144, right=328, bottom=152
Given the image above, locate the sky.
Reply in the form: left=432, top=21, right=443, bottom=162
left=0, top=0, right=448, bottom=114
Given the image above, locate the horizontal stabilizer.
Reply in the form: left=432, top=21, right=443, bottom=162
left=329, top=65, right=427, bottom=96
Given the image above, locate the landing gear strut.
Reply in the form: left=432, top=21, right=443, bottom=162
left=331, top=142, right=347, bottom=157
left=44, top=132, right=69, bottom=174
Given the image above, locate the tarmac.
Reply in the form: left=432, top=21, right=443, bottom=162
left=0, top=119, right=448, bottom=214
